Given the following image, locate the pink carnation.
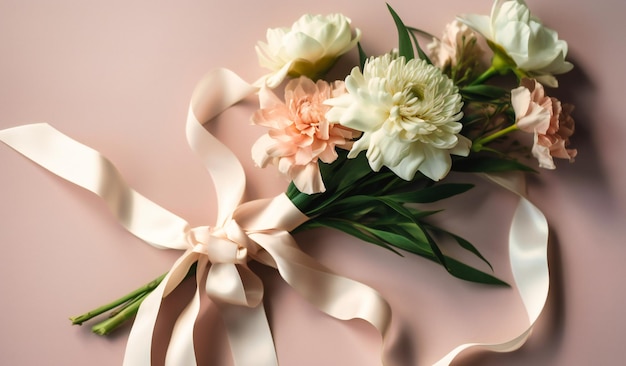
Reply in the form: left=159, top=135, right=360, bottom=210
left=532, top=101, right=577, bottom=169
left=511, top=78, right=553, bottom=134
left=511, top=78, right=577, bottom=169
left=251, top=77, right=360, bottom=194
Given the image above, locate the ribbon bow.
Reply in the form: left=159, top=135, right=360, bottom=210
left=0, top=69, right=392, bottom=366
left=183, top=222, right=264, bottom=308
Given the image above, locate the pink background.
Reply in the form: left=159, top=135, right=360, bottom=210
left=1, top=0, right=624, bottom=365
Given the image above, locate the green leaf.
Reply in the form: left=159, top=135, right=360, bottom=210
left=421, top=226, right=448, bottom=268
left=313, top=193, right=438, bottom=256
left=300, top=218, right=508, bottom=286
left=406, top=26, right=436, bottom=40
left=319, top=193, right=370, bottom=207
left=303, top=166, right=375, bottom=217
left=449, top=232, right=493, bottom=271
left=404, top=208, right=441, bottom=220
left=387, top=3, right=414, bottom=61
left=362, top=225, right=431, bottom=255
left=324, top=194, right=421, bottom=223
left=407, top=26, right=432, bottom=64
left=334, top=151, right=374, bottom=192
left=375, top=198, right=444, bottom=258
left=385, top=183, right=474, bottom=203
left=444, top=257, right=509, bottom=286
left=376, top=196, right=415, bottom=219
left=306, top=218, right=402, bottom=255
left=461, top=84, right=508, bottom=101
left=357, top=42, right=367, bottom=71
left=388, top=222, right=431, bottom=252
left=352, top=169, right=399, bottom=195
left=372, top=195, right=449, bottom=267
left=453, top=156, right=536, bottom=173
left=426, top=225, right=494, bottom=271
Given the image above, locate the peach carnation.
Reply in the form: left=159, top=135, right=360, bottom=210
left=251, top=76, right=359, bottom=194
left=511, top=78, right=577, bottom=169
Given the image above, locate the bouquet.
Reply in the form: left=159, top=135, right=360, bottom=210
left=0, top=0, right=576, bottom=364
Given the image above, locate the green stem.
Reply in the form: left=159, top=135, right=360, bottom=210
left=470, top=49, right=518, bottom=86
left=470, top=65, right=499, bottom=86
left=511, top=67, right=529, bottom=82
left=91, top=292, right=149, bottom=335
left=69, top=272, right=167, bottom=325
left=472, top=124, right=519, bottom=152
left=108, top=293, right=146, bottom=318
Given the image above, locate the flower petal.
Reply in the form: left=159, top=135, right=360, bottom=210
left=417, top=146, right=452, bottom=181
left=511, top=86, right=531, bottom=117
left=449, top=135, right=471, bottom=157
left=264, top=61, right=293, bottom=89
left=388, top=144, right=426, bottom=181
left=457, top=14, right=492, bottom=39
left=291, top=162, right=325, bottom=194
left=251, top=134, right=276, bottom=168
left=283, top=32, right=325, bottom=61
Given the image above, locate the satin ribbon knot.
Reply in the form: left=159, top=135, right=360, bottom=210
left=186, top=222, right=255, bottom=264
left=182, top=222, right=265, bottom=308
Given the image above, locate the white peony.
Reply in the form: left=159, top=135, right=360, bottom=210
left=256, top=14, right=361, bottom=88
left=458, top=0, right=573, bottom=87
left=325, top=54, right=471, bottom=181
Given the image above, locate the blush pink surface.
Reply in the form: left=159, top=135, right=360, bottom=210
left=1, top=1, right=624, bottom=365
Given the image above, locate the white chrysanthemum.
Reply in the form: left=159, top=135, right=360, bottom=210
left=325, top=54, right=471, bottom=181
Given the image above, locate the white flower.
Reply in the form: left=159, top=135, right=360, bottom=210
left=325, top=54, right=471, bottom=181
left=256, top=14, right=361, bottom=88
left=458, top=0, right=573, bottom=87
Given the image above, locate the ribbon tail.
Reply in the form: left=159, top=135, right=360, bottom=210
left=123, top=277, right=168, bottom=366
left=123, top=250, right=200, bottom=365
left=205, top=262, right=277, bottom=365
left=433, top=173, right=550, bottom=365
left=0, top=123, right=190, bottom=250
left=165, top=292, right=201, bottom=366
left=251, top=231, right=392, bottom=361
left=510, top=198, right=549, bottom=321
left=164, top=258, right=210, bottom=366
left=218, top=302, right=279, bottom=366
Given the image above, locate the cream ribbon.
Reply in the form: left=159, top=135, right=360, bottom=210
left=0, top=68, right=391, bottom=366
left=0, top=68, right=550, bottom=366
left=433, top=172, right=550, bottom=365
